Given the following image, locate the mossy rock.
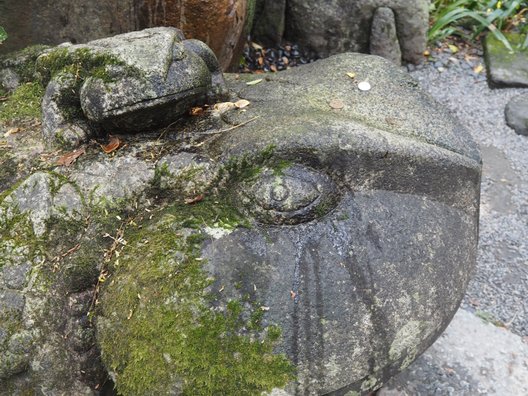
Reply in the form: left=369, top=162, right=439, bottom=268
left=484, top=32, right=528, bottom=88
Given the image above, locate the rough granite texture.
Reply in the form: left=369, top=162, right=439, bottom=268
left=370, top=7, right=402, bottom=64
left=284, top=0, right=429, bottom=63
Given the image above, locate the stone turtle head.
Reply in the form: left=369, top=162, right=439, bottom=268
left=96, top=53, right=482, bottom=395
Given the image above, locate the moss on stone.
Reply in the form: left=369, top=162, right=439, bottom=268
left=0, top=150, right=18, bottom=194
left=98, top=196, right=294, bottom=395
left=36, top=47, right=140, bottom=87
left=0, top=81, right=44, bottom=122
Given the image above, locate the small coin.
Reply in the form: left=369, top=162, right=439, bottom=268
left=358, top=81, right=371, bottom=91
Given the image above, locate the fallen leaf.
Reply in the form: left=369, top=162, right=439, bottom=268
left=448, top=44, right=459, bottom=54
left=184, top=194, right=204, bottom=205
left=246, top=79, right=263, bottom=86
left=100, top=135, right=121, bottom=154
left=4, top=127, right=20, bottom=137
left=329, top=99, right=344, bottom=110
left=251, top=42, right=263, bottom=51
left=270, top=64, right=278, bottom=72
left=234, top=99, right=250, bottom=109
left=474, top=64, right=484, bottom=74
left=213, top=102, right=236, bottom=113
left=346, top=72, right=356, bottom=79
left=190, top=106, right=204, bottom=116
left=358, top=81, right=371, bottom=91
left=56, top=147, right=86, bottom=166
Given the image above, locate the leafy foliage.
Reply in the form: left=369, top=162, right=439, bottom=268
left=429, top=0, right=528, bottom=50
left=0, top=26, right=7, bottom=44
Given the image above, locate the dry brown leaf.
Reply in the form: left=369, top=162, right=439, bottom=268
left=214, top=102, right=236, bottom=114
left=56, top=147, right=86, bottom=166
left=329, top=99, right=344, bottom=110
left=234, top=99, right=250, bottom=109
left=190, top=106, right=204, bottom=116
left=4, top=127, right=21, bottom=137
left=100, top=135, right=121, bottom=154
left=184, top=194, right=204, bottom=205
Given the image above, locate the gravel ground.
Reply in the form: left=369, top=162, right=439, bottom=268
left=409, top=43, right=528, bottom=338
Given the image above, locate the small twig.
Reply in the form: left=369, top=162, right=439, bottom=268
left=216, top=116, right=260, bottom=133
left=88, top=218, right=131, bottom=319
left=194, top=116, right=260, bottom=147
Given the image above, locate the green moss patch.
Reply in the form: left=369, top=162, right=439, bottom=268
left=0, top=81, right=44, bottom=122
left=36, top=47, right=140, bottom=87
left=98, top=197, right=294, bottom=395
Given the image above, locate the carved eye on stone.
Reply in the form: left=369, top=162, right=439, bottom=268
left=237, top=164, right=339, bottom=225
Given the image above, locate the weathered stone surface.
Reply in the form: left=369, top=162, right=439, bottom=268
left=39, top=27, right=227, bottom=148
left=0, top=53, right=480, bottom=394
left=252, top=0, right=286, bottom=46
left=370, top=7, right=402, bottom=64
left=484, top=33, right=528, bottom=88
left=284, top=0, right=429, bottom=63
left=0, top=0, right=135, bottom=55
left=0, top=0, right=253, bottom=70
left=505, top=93, right=528, bottom=136
left=135, top=0, right=255, bottom=71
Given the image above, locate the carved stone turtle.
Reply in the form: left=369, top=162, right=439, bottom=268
left=38, top=27, right=228, bottom=148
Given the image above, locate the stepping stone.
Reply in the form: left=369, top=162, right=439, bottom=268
left=505, top=93, right=528, bottom=136
left=484, top=33, right=528, bottom=88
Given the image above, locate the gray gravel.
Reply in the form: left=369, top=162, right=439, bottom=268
left=409, top=47, right=528, bottom=338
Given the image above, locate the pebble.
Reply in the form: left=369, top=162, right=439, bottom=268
left=240, top=41, right=316, bottom=73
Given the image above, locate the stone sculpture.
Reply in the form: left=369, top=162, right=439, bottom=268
left=0, top=42, right=481, bottom=394
left=37, top=27, right=228, bottom=148
left=252, top=0, right=429, bottom=64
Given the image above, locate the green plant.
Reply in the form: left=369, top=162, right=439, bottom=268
left=0, top=26, right=6, bottom=44
left=429, top=0, right=528, bottom=50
